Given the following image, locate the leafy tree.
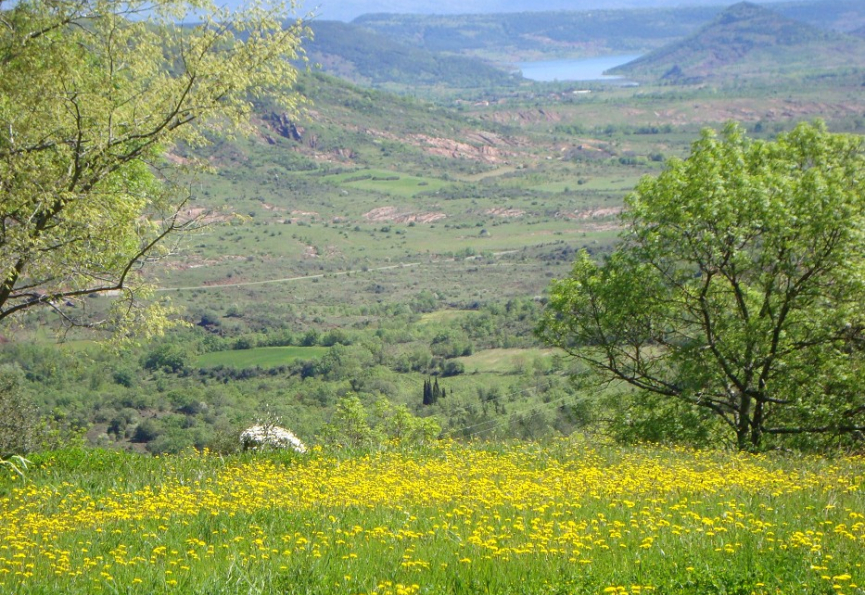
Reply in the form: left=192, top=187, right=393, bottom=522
left=539, top=122, right=865, bottom=450
left=141, top=344, right=191, bottom=374
left=423, top=378, right=433, bottom=405
left=0, top=365, right=36, bottom=455
left=0, top=363, right=81, bottom=454
left=322, top=394, right=383, bottom=449
left=0, top=0, right=307, bottom=334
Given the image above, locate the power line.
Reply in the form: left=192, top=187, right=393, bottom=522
left=441, top=383, right=606, bottom=439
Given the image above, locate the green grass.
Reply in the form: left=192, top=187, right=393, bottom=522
left=196, top=346, right=329, bottom=368
left=418, top=310, right=472, bottom=324
left=457, top=348, right=560, bottom=374
left=321, top=169, right=450, bottom=198
left=3, top=442, right=863, bottom=595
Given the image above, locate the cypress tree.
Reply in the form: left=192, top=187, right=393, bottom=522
left=423, top=378, right=432, bottom=405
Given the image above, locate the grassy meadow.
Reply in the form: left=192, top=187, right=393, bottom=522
left=1, top=441, right=863, bottom=594
left=196, top=346, right=329, bottom=369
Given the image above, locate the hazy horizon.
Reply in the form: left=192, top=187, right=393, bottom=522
left=224, top=0, right=796, bottom=22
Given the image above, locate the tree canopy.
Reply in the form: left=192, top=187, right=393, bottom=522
left=538, top=122, right=865, bottom=450
left=0, top=0, right=308, bottom=335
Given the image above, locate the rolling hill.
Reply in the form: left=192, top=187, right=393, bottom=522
left=608, top=1, right=865, bottom=84
left=352, top=7, right=722, bottom=61
left=352, top=1, right=865, bottom=65
left=304, top=20, right=520, bottom=89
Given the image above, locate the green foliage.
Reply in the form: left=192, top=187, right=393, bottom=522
left=321, top=394, right=384, bottom=449
left=322, top=394, right=440, bottom=449
left=0, top=364, right=83, bottom=456
left=5, top=0, right=863, bottom=456
left=540, top=122, right=865, bottom=450
left=0, top=0, right=307, bottom=335
left=306, top=21, right=518, bottom=89
left=354, top=7, right=720, bottom=61
left=141, top=344, right=192, bottom=374
left=0, top=365, right=36, bottom=456
left=613, top=2, right=865, bottom=83
left=0, top=454, right=30, bottom=481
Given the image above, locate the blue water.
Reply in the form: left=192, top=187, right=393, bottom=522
left=517, top=54, right=642, bottom=82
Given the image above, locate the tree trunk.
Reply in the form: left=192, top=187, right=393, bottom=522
left=736, top=393, right=752, bottom=451
left=749, top=400, right=765, bottom=449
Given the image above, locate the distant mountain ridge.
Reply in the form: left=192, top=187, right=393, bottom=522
left=609, top=1, right=865, bottom=83
left=304, top=20, right=519, bottom=89
left=292, top=0, right=864, bottom=90
left=350, top=0, right=864, bottom=66
left=304, top=0, right=830, bottom=22
left=353, top=7, right=721, bottom=60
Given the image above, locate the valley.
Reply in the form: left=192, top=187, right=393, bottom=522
left=2, top=0, right=864, bottom=455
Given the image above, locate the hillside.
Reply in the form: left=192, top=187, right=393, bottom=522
left=5, top=12, right=865, bottom=458
left=609, top=1, right=865, bottom=84
left=304, top=20, right=519, bottom=89
left=352, top=0, right=865, bottom=64
left=353, top=7, right=721, bottom=62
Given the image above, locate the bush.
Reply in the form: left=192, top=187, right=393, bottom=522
left=440, top=360, right=465, bottom=377
left=141, top=344, right=191, bottom=374
left=131, top=419, right=161, bottom=443
left=0, top=365, right=36, bottom=456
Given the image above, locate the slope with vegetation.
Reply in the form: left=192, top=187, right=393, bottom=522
left=1, top=2, right=864, bottom=592
left=540, top=122, right=865, bottom=450
left=304, top=20, right=520, bottom=89
left=352, top=0, right=865, bottom=65
left=1, top=0, right=865, bottom=458
left=353, top=7, right=721, bottom=62
left=610, top=2, right=865, bottom=83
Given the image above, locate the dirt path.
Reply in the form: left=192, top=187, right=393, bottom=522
left=156, top=263, right=421, bottom=292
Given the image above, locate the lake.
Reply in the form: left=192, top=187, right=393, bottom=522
left=516, top=54, right=642, bottom=82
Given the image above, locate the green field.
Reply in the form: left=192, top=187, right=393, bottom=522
left=457, top=348, right=560, bottom=374
left=2, top=441, right=862, bottom=595
left=322, top=169, right=451, bottom=198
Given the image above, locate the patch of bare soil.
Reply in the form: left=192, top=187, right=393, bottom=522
left=572, top=207, right=623, bottom=220
left=486, top=207, right=525, bottom=218
left=176, top=207, right=233, bottom=225
left=203, top=276, right=248, bottom=287
left=562, top=140, right=616, bottom=161
left=360, top=126, right=522, bottom=164
left=163, top=152, right=191, bottom=166
left=282, top=210, right=321, bottom=223
left=363, top=206, right=447, bottom=224
left=408, top=134, right=513, bottom=164
left=163, top=254, right=246, bottom=272
left=478, top=108, right=564, bottom=126
left=680, top=99, right=863, bottom=126
left=556, top=207, right=624, bottom=232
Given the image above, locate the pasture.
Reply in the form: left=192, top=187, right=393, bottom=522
left=2, top=441, right=862, bottom=594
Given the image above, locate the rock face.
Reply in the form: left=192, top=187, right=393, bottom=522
left=240, top=425, right=307, bottom=453
left=267, top=113, right=304, bottom=141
